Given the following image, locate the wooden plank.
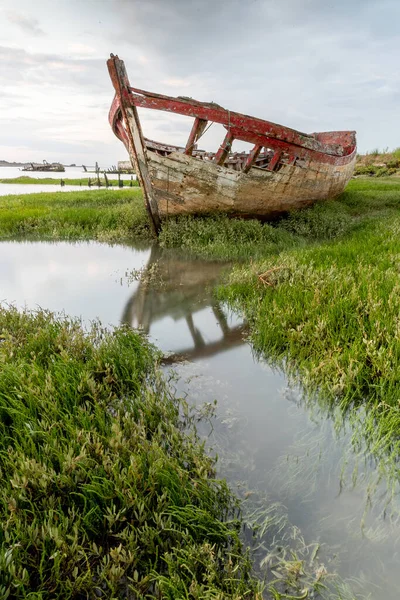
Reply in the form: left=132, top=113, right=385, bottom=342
left=243, top=144, right=262, bottom=173
left=214, top=131, right=234, bottom=166
left=107, top=55, right=161, bottom=236
left=267, top=150, right=282, bottom=171
left=226, top=126, right=351, bottom=166
left=126, top=86, right=351, bottom=157
left=110, top=84, right=350, bottom=167
left=185, top=117, right=208, bottom=155
left=146, top=148, right=356, bottom=219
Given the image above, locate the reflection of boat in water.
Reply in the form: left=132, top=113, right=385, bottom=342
left=121, top=246, right=246, bottom=362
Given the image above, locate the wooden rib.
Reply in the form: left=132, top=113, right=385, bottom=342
left=243, top=144, right=262, bottom=173
left=127, top=86, right=352, bottom=156
left=214, top=131, right=234, bottom=166
left=185, top=117, right=208, bottom=155
left=109, top=91, right=354, bottom=167
left=267, top=149, right=282, bottom=171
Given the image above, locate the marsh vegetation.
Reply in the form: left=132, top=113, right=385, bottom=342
left=0, top=307, right=262, bottom=598
left=0, top=175, right=139, bottom=187
left=354, top=148, right=400, bottom=177
left=1, top=176, right=400, bottom=598
left=0, top=189, right=149, bottom=241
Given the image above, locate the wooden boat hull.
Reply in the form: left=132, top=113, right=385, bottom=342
left=107, top=55, right=356, bottom=233
left=147, top=148, right=356, bottom=218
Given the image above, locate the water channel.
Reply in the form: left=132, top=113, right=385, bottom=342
left=1, top=239, right=400, bottom=598
left=0, top=166, right=136, bottom=196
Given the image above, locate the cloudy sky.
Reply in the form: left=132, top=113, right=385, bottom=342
left=1, top=0, right=399, bottom=166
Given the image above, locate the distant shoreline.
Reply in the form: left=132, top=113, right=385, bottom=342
left=0, top=161, right=28, bottom=168
left=0, top=162, right=78, bottom=168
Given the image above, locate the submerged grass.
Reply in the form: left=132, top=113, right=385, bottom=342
left=0, top=189, right=150, bottom=242
left=0, top=306, right=261, bottom=599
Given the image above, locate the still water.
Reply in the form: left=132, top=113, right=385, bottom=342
left=0, top=166, right=136, bottom=196
left=1, top=239, right=399, bottom=598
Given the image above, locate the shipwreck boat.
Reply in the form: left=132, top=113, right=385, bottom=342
left=107, top=54, right=356, bottom=235
left=22, top=160, right=65, bottom=172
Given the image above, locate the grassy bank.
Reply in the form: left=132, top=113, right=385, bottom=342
left=2, top=180, right=400, bottom=421
left=0, top=189, right=150, bottom=242
left=0, top=306, right=261, bottom=599
left=159, top=178, right=400, bottom=475
left=0, top=176, right=139, bottom=187
left=2, top=179, right=396, bottom=467
left=160, top=177, right=400, bottom=258
left=354, top=147, right=400, bottom=177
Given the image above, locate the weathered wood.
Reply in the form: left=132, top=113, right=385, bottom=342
left=126, top=86, right=351, bottom=157
left=110, top=94, right=353, bottom=169
left=215, top=131, right=234, bottom=166
left=243, top=144, right=262, bottom=173
left=107, top=55, right=161, bottom=236
left=107, top=55, right=356, bottom=223
left=185, top=117, right=208, bottom=156
left=22, top=161, right=64, bottom=172
left=267, top=150, right=282, bottom=171
left=144, top=148, right=356, bottom=219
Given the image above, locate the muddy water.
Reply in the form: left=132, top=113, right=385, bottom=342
left=1, top=240, right=400, bottom=599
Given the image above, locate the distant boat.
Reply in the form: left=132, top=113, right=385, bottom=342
left=22, top=160, right=65, bottom=172
left=107, top=54, right=356, bottom=235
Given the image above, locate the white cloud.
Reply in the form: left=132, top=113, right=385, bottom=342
left=0, top=0, right=399, bottom=164
left=6, top=11, right=45, bottom=36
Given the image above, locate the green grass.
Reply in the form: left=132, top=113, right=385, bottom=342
left=1, top=178, right=396, bottom=596
left=0, top=306, right=262, bottom=599
left=0, top=189, right=150, bottom=242
left=159, top=178, right=400, bottom=260
left=160, top=213, right=299, bottom=260
left=355, top=148, right=400, bottom=176
left=213, top=179, right=400, bottom=475
left=0, top=176, right=139, bottom=187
